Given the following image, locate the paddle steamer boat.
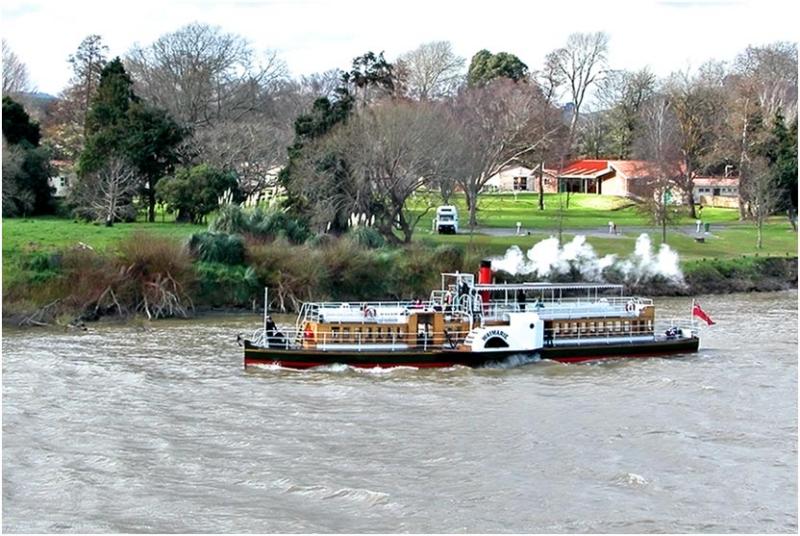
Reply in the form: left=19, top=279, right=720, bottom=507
left=241, top=261, right=700, bottom=369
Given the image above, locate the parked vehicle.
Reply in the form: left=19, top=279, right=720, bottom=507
left=434, top=205, right=459, bottom=234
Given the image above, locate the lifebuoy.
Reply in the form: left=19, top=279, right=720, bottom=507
left=625, top=301, right=635, bottom=313
left=364, top=306, right=377, bottom=319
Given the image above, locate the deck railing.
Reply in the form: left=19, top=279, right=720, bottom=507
left=251, top=327, right=473, bottom=352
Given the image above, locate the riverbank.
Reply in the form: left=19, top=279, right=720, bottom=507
left=2, top=248, right=798, bottom=329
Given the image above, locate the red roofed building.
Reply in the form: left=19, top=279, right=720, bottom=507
left=557, top=159, right=680, bottom=198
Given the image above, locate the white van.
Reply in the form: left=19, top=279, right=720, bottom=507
left=434, top=205, right=459, bottom=234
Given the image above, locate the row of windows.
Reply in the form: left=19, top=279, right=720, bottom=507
left=550, top=319, right=653, bottom=336
left=697, top=187, right=737, bottom=195
left=326, top=326, right=406, bottom=342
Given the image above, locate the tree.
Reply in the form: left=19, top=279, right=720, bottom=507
left=68, top=35, right=108, bottom=133
left=68, top=157, right=140, bottom=225
left=634, top=95, right=683, bottom=244
left=156, top=164, right=240, bottom=224
left=726, top=42, right=798, bottom=220
left=666, top=64, right=726, bottom=219
left=2, top=96, right=41, bottom=146
left=396, top=41, right=465, bottom=100
left=450, top=79, right=563, bottom=226
left=544, top=32, right=609, bottom=154
left=2, top=39, right=33, bottom=96
left=79, top=58, right=185, bottom=221
left=597, top=68, right=656, bottom=159
left=741, top=156, right=780, bottom=249
left=126, top=23, right=288, bottom=128
left=341, top=51, right=396, bottom=106
left=760, top=113, right=798, bottom=230
left=467, top=49, right=528, bottom=86
left=292, top=100, right=456, bottom=243
left=2, top=97, right=53, bottom=216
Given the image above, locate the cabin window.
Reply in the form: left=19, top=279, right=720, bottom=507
left=553, top=323, right=560, bottom=335
left=343, top=327, right=350, bottom=341
left=646, top=320, right=653, bottom=332
left=331, top=327, right=339, bottom=339
left=614, top=321, right=621, bottom=332
left=589, top=321, right=596, bottom=333
left=571, top=322, right=578, bottom=334
left=623, top=320, right=630, bottom=333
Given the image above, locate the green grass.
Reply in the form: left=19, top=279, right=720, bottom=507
left=2, top=217, right=204, bottom=288
left=409, top=192, right=742, bottom=231
left=418, top=221, right=798, bottom=261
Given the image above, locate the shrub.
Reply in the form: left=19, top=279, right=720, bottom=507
left=188, top=231, right=246, bottom=265
left=195, top=262, right=260, bottom=308
left=348, top=226, right=385, bottom=249
left=114, top=232, right=196, bottom=318
left=210, top=204, right=310, bottom=244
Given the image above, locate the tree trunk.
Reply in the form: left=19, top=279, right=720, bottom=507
left=738, top=105, right=750, bottom=221
left=662, top=218, right=667, bottom=245
left=538, top=163, right=545, bottom=210
left=788, top=208, right=798, bottom=232
left=148, top=187, right=156, bottom=223
left=756, top=218, right=763, bottom=249
left=467, top=190, right=478, bottom=227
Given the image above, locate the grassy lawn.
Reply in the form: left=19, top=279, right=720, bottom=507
left=2, top=196, right=796, bottom=291
left=2, top=217, right=204, bottom=286
left=418, top=220, right=798, bottom=260
left=409, top=192, right=742, bottom=231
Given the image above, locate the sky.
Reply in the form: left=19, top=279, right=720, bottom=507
left=1, top=0, right=798, bottom=96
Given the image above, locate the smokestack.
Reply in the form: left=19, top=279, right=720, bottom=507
left=478, top=259, right=492, bottom=306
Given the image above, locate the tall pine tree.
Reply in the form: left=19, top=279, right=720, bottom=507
left=78, top=58, right=185, bottom=221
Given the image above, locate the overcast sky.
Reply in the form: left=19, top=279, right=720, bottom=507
left=2, top=0, right=797, bottom=96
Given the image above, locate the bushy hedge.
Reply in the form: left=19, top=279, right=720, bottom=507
left=211, top=204, right=310, bottom=244
left=188, top=231, right=246, bottom=265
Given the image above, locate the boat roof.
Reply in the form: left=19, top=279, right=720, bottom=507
left=474, top=282, right=624, bottom=291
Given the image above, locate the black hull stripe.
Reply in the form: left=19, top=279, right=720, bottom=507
left=243, top=338, right=700, bottom=369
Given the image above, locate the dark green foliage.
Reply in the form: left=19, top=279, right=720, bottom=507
left=78, top=58, right=185, bottom=221
left=348, top=226, right=385, bottom=249
left=684, top=256, right=797, bottom=293
left=2, top=98, right=54, bottom=216
left=342, top=51, right=395, bottom=94
left=2, top=96, right=41, bottom=146
left=760, top=113, right=798, bottom=214
left=467, top=50, right=529, bottom=86
left=210, top=204, right=310, bottom=244
left=157, top=164, right=239, bottom=224
left=2, top=144, right=54, bottom=216
left=194, top=262, right=260, bottom=308
left=188, top=231, right=246, bottom=265
left=279, top=94, right=354, bottom=217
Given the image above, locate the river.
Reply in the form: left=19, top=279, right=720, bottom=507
left=2, top=291, right=797, bottom=533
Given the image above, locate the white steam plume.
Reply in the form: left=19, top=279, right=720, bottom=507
left=491, top=233, right=684, bottom=285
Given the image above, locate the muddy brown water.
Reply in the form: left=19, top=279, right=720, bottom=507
left=2, top=291, right=797, bottom=532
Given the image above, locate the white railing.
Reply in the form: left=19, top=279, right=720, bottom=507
left=250, top=326, right=473, bottom=352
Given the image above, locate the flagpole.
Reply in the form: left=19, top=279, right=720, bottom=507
left=691, top=299, right=695, bottom=334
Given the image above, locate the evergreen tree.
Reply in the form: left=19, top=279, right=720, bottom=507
left=2, top=96, right=41, bottom=146
left=761, top=113, right=798, bottom=226
left=467, top=50, right=528, bottom=86
left=1, top=96, right=53, bottom=216
left=78, top=57, right=185, bottom=221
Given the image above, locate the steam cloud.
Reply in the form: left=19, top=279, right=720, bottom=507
left=491, top=234, right=684, bottom=285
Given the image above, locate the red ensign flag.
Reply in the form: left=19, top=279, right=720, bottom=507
left=692, top=301, right=715, bottom=325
